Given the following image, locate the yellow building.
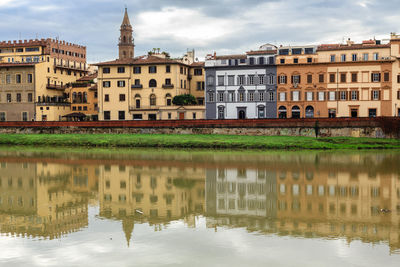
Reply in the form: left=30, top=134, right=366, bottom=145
left=95, top=9, right=205, bottom=121
left=0, top=38, right=88, bottom=121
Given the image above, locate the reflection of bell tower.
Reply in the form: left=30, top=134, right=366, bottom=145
left=122, top=218, right=134, bottom=247
left=119, top=7, right=134, bottom=59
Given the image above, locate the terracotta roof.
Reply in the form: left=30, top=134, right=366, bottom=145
left=190, top=61, right=205, bottom=67
left=215, top=54, right=247, bottom=60
left=77, top=73, right=97, bottom=81
left=317, top=43, right=390, bottom=51
left=246, top=50, right=277, bottom=55
left=0, top=62, right=36, bottom=67
left=95, top=55, right=186, bottom=66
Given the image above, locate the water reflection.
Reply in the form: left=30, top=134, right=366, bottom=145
left=0, top=149, right=399, bottom=255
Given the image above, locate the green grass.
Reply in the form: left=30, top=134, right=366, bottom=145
left=0, top=134, right=399, bottom=150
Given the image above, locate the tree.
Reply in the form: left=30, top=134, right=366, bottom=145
left=172, top=94, right=197, bottom=106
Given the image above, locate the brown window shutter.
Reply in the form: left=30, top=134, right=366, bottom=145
left=378, top=90, right=381, bottom=100
left=335, top=91, right=339, bottom=100
left=278, top=76, right=281, bottom=84
left=291, top=91, right=293, bottom=101
left=371, top=73, right=374, bottom=82
left=291, top=76, right=294, bottom=84
left=356, top=91, right=359, bottom=100
left=371, top=90, right=373, bottom=100
left=312, top=92, right=314, bottom=101
left=378, top=73, right=381, bottom=82
left=299, top=75, right=301, bottom=84
left=398, top=91, right=400, bottom=100
left=398, top=75, right=400, bottom=83
left=299, top=91, right=301, bottom=101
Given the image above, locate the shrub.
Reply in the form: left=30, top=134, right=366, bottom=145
left=172, top=94, right=197, bottom=106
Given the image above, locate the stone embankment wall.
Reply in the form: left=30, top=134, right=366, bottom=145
left=0, top=117, right=399, bottom=138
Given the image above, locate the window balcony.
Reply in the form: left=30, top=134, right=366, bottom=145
left=131, top=84, right=143, bottom=89
left=46, top=84, right=67, bottom=91
left=162, top=84, right=174, bottom=89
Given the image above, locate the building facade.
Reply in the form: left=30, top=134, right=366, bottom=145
left=0, top=38, right=88, bottom=121
left=67, top=73, right=98, bottom=120
left=205, top=44, right=277, bottom=119
left=95, top=9, right=205, bottom=121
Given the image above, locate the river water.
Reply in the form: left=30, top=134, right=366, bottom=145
left=0, top=147, right=399, bottom=266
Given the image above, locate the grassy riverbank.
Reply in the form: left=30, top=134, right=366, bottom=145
left=0, top=134, right=399, bottom=150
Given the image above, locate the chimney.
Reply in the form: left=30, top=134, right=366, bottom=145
left=346, top=38, right=354, bottom=46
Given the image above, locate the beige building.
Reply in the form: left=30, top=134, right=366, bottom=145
left=0, top=38, right=88, bottom=121
left=95, top=9, right=205, bottom=121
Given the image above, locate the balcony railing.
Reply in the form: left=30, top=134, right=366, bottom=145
left=131, top=84, right=143, bottom=89
left=129, top=106, right=159, bottom=111
left=46, top=84, right=67, bottom=91
left=36, top=102, right=71, bottom=107
left=162, top=84, right=174, bottom=89
left=55, top=63, right=88, bottom=71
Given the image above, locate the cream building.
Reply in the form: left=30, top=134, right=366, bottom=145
left=96, top=9, right=205, bottom=121
left=0, top=38, right=88, bottom=121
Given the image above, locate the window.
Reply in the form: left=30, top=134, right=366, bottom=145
left=279, top=92, right=286, bottom=101
left=7, top=94, right=11, bottom=102
left=134, top=79, right=141, bottom=86
left=165, top=78, right=171, bottom=85
left=238, top=75, right=245, bottom=85
left=228, top=75, right=235, bottom=86
left=268, top=92, right=274, bottom=101
left=103, top=67, right=110, bottom=73
left=0, top=112, right=5, bottom=121
left=259, top=91, right=265, bottom=101
left=340, top=91, right=347, bottom=100
left=340, top=73, right=346, bottom=83
left=258, top=57, right=264, bottom=65
left=329, top=74, right=335, bottom=83
left=341, top=54, right=346, bottom=62
left=6, top=74, right=11, bottom=84
left=330, top=55, right=336, bottom=62
left=194, top=69, right=202, bottom=75
left=218, top=92, right=224, bottom=102
left=208, top=92, right=214, bottom=102
left=307, top=57, right=312, bottom=63
left=16, top=93, right=21, bottom=102
left=293, top=58, right=298, bottom=64
left=249, top=57, right=255, bottom=65
left=218, top=106, right=224, bottom=119
left=372, top=90, right=380, bottom=100
left=280, top=58, right=285, bottom=64
left=22, top=112, right=28, bottom=121
left=196, top=81, right=204, bottom=91
left=217, top=76, right=225, bottom=86
left=180, top=67, right=183, bottom=74
left=103, top=81, right=111, bottom=88
left=166, top=65, right=171, bottom=73
left=248, top=92, right=254, bottom=101
left=307, top=74, right=312, bottom=84
left=248, top=75, right=254, bottom=85
left=318, top=91, right=325, bottom=101
left=319, top=74, right=324, bottom=83
left=259, top=75, right=265, bottom=85
left=133, top=66, right=141, bottom=74
left=329, top=109, right=336, bottom=118
left=258, top=106, right=265, bottom=118
left=238, top=92, right=245, bottom=102
left=352, top=54, right=357, bottom=61
left=373, top=53, right=379, bottom=60
left=117, top=80, right=125, bottom=87
left=117, top=67, right=125, bottom=73
left=104, top=94, right=109, bottom=102
left=207, top=76, right=214, bottom=86
left=150, top=94, right=156, bottom=105
left=369, top=109, right=377, bottom=117
left=363, top=53, right=369, bottom=61
left=118, top=111, right=125, bottom=120
left=104, top=111, right=110, bottom=120
left=306, top=92, right=313, bottom=101
left=384, top=72, right=390, bottom=82
left=329, top=91, right=336, bottom=101
left=292, top=48, right=302, bottom=55
left=16, top=74, right=21, bottom=83
left=26, top=47, right=39, bottom=52
left=351, top=90, right=358, bottom=100
left=119, top=94, right=126, bottom=101
left=279, top=49, right=289, bottom=55
left=351, top=73, right=357, bottom=82
left=371, top=73, right=381, bottom=82
left=149, top=79, right=157, bottom=87
left=279, top=75, right=287, bottom=84
left=28, top=93, right=33, bottom=102
left=292, top=75, right=300, bottom=84
left=228, top=92, right=235, bottom=102
left=149, top=66, right=157, bottom=73
left=292, top=91, right=300, bottom=101
left=193, top=113, right=196, bottom=119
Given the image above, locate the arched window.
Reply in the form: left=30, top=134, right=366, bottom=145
left=83, top=92, right=87, bottom=103
left=278, top=106, right=287, bottom=119
left=150, top=94, right=156, bottom=106
left=165, top=93, right=172, bottom=106
left=292, top=105, right=301, bottom=118
left=123, top=36, right=126, bottom=43
left=305, top=106, right=314, bottom=118
left=72, top=92, right=77, bottom=103
left=77, top=92, right=82, bottom=103
left=135, top=94, right=141, bottom=108
left=149, top=79, right=157, bottom=88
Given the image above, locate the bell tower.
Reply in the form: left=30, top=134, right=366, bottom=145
left=119, top=7, right=134, bottom=59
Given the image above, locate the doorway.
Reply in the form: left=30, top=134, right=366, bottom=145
left=179, top=112, right=185, bottom=120
left=351, top=109, right=358, bottom=118
left=238, top=110, right=246, bottom=119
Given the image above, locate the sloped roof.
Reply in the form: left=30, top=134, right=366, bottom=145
left=95, top=55, right=187, bottom=66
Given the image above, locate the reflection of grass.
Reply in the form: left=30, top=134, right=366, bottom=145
left=0, top=134, right=400, bottom=150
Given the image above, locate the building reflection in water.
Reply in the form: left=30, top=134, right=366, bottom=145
left=0, top=151, right=399, bottom=253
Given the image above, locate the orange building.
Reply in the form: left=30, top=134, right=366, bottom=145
left=67, top=73, right=98, bottom=120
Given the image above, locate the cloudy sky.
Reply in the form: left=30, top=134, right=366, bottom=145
left=0, top=0, right=399, bottom=63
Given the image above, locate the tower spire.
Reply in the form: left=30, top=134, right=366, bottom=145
left=119, top=7, right=134, bottom=59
